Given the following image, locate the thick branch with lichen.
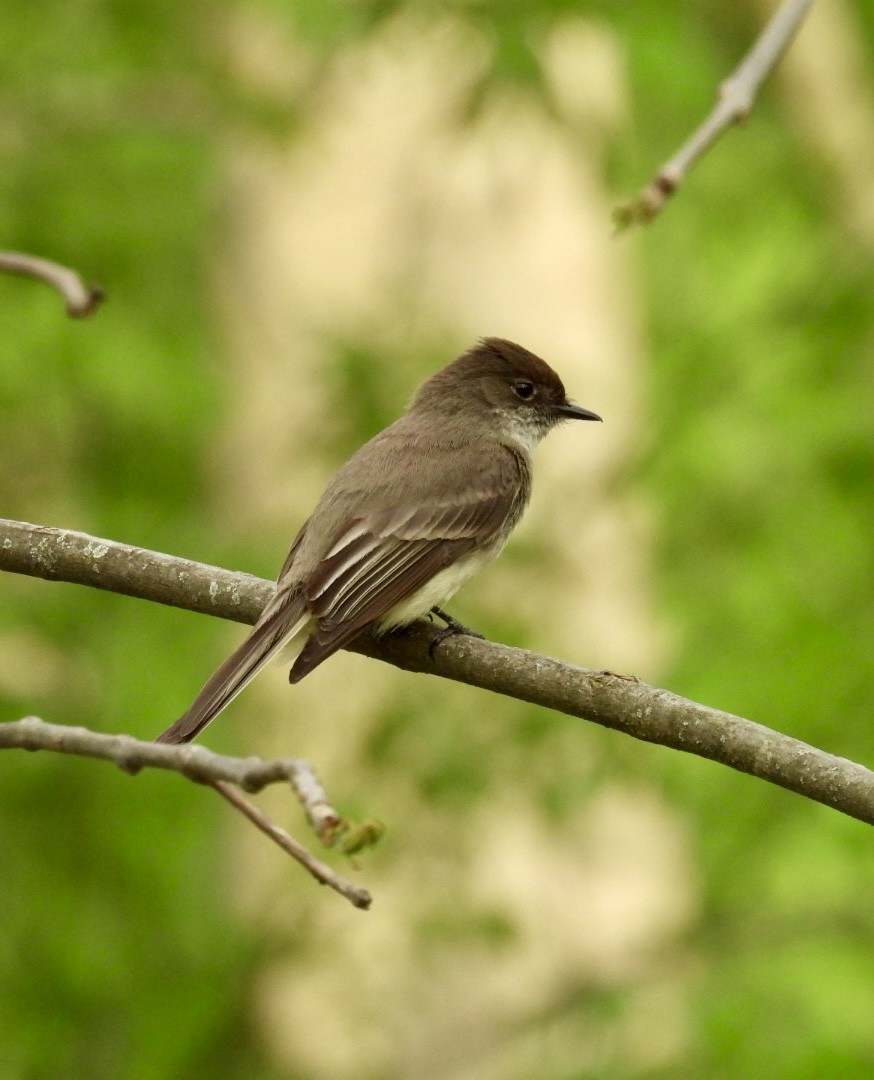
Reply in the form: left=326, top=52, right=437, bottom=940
left=2, top=517, right=873, bottom=827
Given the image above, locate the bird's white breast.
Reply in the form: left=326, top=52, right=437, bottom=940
left=375, top=543, right=506, bottom=632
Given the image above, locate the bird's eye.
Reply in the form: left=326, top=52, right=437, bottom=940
left=512, top=380, right=536, bottom=401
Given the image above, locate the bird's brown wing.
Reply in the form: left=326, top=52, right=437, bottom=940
left=289, top=462, right=526, bottom=682
left=290, top=535, right=474, bottom=682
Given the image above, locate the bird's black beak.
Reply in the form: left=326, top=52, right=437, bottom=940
left=552, top=402, right=603, bottom=422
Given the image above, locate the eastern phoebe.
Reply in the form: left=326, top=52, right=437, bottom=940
left=157, top=338, right=601, bottom=744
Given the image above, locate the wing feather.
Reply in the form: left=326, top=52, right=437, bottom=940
left=288, top=449, right=529, bottom=681
left=290, top=538, right=473, bottom=682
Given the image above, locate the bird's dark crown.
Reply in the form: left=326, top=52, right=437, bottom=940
left=412, top=338, right=569, bottom=413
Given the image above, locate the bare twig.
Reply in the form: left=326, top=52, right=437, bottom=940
left=0, top=251, right=105, bottom=318
left=2, top=517, right=873, bottom=826
left=1, top=716, right=370, bottom=909
left=615, top=0, right=815, bottom=227
left=212, top=780, right=371, bottom=909
left=1, top=715, right=315, bottom=791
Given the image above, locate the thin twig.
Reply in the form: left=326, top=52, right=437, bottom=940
left=1, top=716, right=369, bottom=909
left=1, top=715, right=315, bottom=792
left=615, top=0, right=815, bottom=227
left=0, top=251, right=105, bottom=318
left=212, top=780, right=372, bottom=909
left=1, top=517, right=873, bottom=826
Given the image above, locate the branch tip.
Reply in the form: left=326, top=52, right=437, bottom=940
left=615, top=0, right=814, bottom=227
left=0, top=251, right=106, bottom=319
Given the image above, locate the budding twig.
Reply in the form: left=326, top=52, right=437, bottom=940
left=1, top=716, right=371, bottom=910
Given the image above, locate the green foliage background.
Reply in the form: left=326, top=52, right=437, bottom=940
left=2, top=1, right=874, bottom=1077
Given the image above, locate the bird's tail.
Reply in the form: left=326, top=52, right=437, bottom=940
left=156, top=602, right=309, bottom=744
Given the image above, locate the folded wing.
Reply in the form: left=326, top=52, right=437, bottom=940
left=289, top=452, right=527, bottom=681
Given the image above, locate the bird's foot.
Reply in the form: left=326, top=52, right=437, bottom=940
left=427, top=606, right=485, bottom=658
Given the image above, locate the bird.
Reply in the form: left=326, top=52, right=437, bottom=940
left=156, top=337, right=601, bottom=744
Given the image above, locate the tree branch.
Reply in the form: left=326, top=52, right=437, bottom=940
left=0, top=714, right=322, bottom=791
left=615, top=0, right=815, bottom=227
left=1, top=715, right=371, bottom=909
left=2, top=517, right=873, bottom=827
left=210, top=779, right=370, bottom=909
left=0, top=251, right=105, bottom=318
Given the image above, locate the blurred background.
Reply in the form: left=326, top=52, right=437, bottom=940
left=2, top=1, right=874, bottom=1077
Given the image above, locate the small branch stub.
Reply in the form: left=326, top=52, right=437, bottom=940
left=0, top=250, right=105, bottom=318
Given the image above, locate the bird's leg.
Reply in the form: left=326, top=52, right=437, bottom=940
left=427, top=606, right=485, bottom=658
